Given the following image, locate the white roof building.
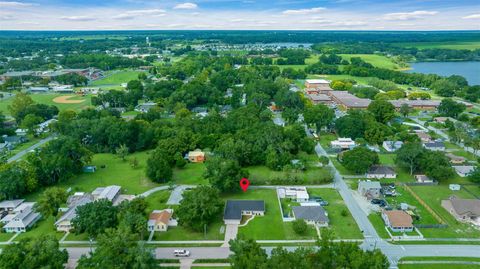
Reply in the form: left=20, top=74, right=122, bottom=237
left=92, top=185, right=121, bottom=202
left=331, top=138, right=356, bottom=149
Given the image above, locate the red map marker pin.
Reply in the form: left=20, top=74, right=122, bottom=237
left=240, top=178, right=250, bottom=192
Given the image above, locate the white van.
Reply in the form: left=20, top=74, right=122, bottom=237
left=173, top=249, right=190, bottom=257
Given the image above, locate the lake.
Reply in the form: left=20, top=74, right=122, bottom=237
left=406, top=61, right=480, bottom=86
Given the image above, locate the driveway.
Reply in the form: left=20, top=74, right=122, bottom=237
left=167, top=185, right=197, bottom=205
left=222, top=224, right=238, bottom=247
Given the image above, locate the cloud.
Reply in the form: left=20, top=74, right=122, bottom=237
left=383, top=10, right=438, bottom=21
left=307, top=18, right=367, bottom=27
left=463, top=14, right=480, bottom=19
left=283, top=7, right=325, bottom=15
left=60, top=16, right=96, bottom=21
left=0, top=1, right=35, bottom=7
left=113, top=9, right=166, bottom=20
left=174, top=2, right=198, bottom=9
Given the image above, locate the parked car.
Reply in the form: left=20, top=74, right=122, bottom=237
left=174, top=249, right=190, bottom=257
left=371, top=199, right=387, bottom=207
left=310, top=196, right=329, bottom=206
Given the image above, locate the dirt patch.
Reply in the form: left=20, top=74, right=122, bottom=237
left=52, top=95, right=85, bottom=104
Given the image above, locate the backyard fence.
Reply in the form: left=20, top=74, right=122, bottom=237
left=405, top=182, right=438, bottom=186
left=402, top=184, right=446, bottom=225
left=414, top=224, right=448, bottom=229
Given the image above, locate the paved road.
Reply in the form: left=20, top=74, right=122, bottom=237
left=7, top=135, right=55, bottom=163
left=137, top=186, right=170, bottom=197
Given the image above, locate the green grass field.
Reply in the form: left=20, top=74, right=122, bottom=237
left=90, top=70, right=144, bottom=86
left=308, top=189, right=363, bottom=239
left=145, top=190, right=171, bottom=213
left=339, top=54, right=402, bottom=70
left=397, top=41, right=480, bottom=50
left=14, top=216, right=64, bottom=241
left=399, top=265, right=480, bottom=269
left=172, top=163, right=208, bottom=185
left=154, top=221, right=225, bottom=241
left=0, top=93, right=92, bottom=116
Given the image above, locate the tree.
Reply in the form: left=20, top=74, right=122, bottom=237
left=303, top=104, right=335, bottom=133
left=438, top=98, right=466, bottom=118
left=334, top=110, right=374, bottom=140
left=176, top=186, right=223, bottom=232
left=0, top=161, right=37, bottom=200
left=419, top=150, right=454, bottom=182
left=364, top=122, right=392, bottom=145
left=146, top=148, right=173, bottom=183
left=204, top=156, right=249, bottom=192
left=77, top=228, right=158, bottom=269
left=467, top=167, right=480, bottom=184
left=367, top=100, right=396, bottom=124
left=292, top=219, right=308, bottom=235
left=396, top=142, right=424, bottom=175
left=341, top=147, right=379, bottom=174
left=0, top=235, right=68, bottom=269
left=35, top=187, right=67, bottom=219
left=399, top=104, right=412, bottom=118
left=72, top=199, right=118, bottom=237
left=8, top=92, right=34, bottom=121
left=115, top=144, right=129, bottom=161
left=117, top=198, right=148, bottom=240
left=229, top=238, right=268, bottom=269
left=21, top=113, right=43, bottom=135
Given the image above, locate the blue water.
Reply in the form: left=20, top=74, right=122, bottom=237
left=406, top=61, right=480, bottom=86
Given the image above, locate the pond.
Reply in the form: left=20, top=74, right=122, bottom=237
left=406, top=61, right=480, bottom=86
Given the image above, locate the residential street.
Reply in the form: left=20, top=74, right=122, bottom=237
left=7, top=135, right=55, bottom=163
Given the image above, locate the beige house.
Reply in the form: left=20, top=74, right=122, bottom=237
left=148, top=209, right=174, bottom=232
left=441, top=196, right=480, bottom=226
left=187, top=149, right=205, bottom=163
left=382, top=210, right=414, bottom=232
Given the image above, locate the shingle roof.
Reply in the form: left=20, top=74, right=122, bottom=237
left=149, top=210, right=172, bottom=225
left=224, top=200, right=265, bottom=220
left=55, top=196, right=93, bottom=225
left=368, top=165, right=396, bottom=175
left=383, top=210, right=413, bottom=228
left=292, top=206, right=329, bottom=223
left=423, top=141, right=445, bottom=148
left=447, top=196, right=480, bottom=216
left=358, top=181, right=381, bottom=190
left=0, top=199, right=24, bottom=209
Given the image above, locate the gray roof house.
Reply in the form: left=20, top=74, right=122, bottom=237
left=2, top=206, right=41, bottom=233
left=452, top=166, right=475, bottom=177
left=292, top=206, right=329, bottom=227
left=358, top=181, right=382, bottom=199
left=382, top=141, right=403, bottom=152
left=223, top=200, right=265, bottom=225
left=423, top=141, right=445, bottom=151
left=366, top=165, right=397, bottom=179
left=0, top=199, right=24, bottom=213
left=135, top=102, right=157, bottom=113
left=92, top=185, right=121, bottom=202
left=441, top=196, right=480, bottom=226
left=55, top=196, right=93, bottom=232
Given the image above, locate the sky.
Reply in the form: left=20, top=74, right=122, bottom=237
left=0, top=0, right=480, bottom=30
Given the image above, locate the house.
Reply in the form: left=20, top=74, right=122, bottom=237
left=92, top=185, right=121, bottom=202
left=148, top=209, right=174, bottom=232
left=223, top=200, right=265, bottom=225
left=415, top=175, right=434, bottom=183
left=366, top=165, right=397, bottom=179
left=36, top=119, right=57, bottom=134
left=306, top=93, right=332, bottom=105
left=277, top=187, right=309, bottom=202
left=54, top=196, right=92, bottom=232
left=0, top=199, right=24, bottom=213
left=2, top=205, right=41, bottom=233
left=292, top=206, right=329, bottom=227
left=2, top=135, right=27, bottom=146
left=441, top=196, right=480, bottom=226
left=135, top=102, right=157, bottom=113
left=446, top=153, right=466, bottom=164
left=358, top=181, right=382, bottom=199
left=187, top=149, right=205, bottom=163
left=423, top=141, right=445, bottom=151
left=452, top=166, right=475, bottom=177
left=416, top=132, right=432, bottom=143
left=330, top=138, right=356, bottom=149
left=14, top=129, right=27, bottom=136
left=328, top=91, right=371, bottom=109
left=382, top=210, right=414, bottom=232
left=382, top=141, right=404, bottom=152
left=28, top=87, right=50, bottom=93
left=192, top=107, right=208, bottom=118
left=434, top=117, right=452, bottom=123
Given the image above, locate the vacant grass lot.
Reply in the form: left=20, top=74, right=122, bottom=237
left=247, top=165, right=332, bottom=185
left=154, top=221, right=225, bottom=241
left=339, top=54, right=401, bottom=70
left=90, top=70, right=144, bottom=86
left=409, top=185, right=480, bottom=238
left=172, top=163, right=208, bottom=185
left=145, top=190, right=171, bottom=213
left=308, top=189, right=363, bottom=239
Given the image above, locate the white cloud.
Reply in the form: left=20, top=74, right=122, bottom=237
left=463, top=14, right=480, bottom=19
left=174, top=2, right=198, bottom=9
left=307, top=18, right=367, bottom=27
left=0, top=1, right=35, bottom=7
left=383, top=10, right=438, bottom=21
left=60, top=16, right=96, bottom=21
left=127, top=9, right=166, bottom=15
left=283, top=7, right=325, bottom=15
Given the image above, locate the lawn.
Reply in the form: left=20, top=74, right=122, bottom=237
left=399, top=265, right=480, bottom=269
left=409, top=185, right=480, bottom=238
left=378, top=154, right=414, bottom=183
left=172, top=163, right=208, bottom=185
left=153, top=221, right=225, bottom=241
left=0, top=93, right=92, bottom=116
left=318, top=132, right=337, bottom=150
left=308, top=189, right=363, bottom=239
left=228, top=189, right=317, bottom=240
left=145, top=190, right=171, bottom=213
left=247, top=165, right=332, bottom=185
left=14, top=216, right=64, bottom=241
left=339, top=54, right=402, bottom=70
left=0, top=233, right=14, bottom=242
left=368, top=214, right=390, bottom=239
left=90, top=70, right=144, bottom=86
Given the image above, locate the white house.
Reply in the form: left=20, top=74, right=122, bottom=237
left=358, top=181, right=382, bottom=200
left=330, top=138, right=355, bottom=149
left=381, top=210, right=414, bottom=233
left=2, top=205, right=41, bottom=233
left=366, top=165, right=397, bottom=179
left=452, top=166, right=475, bottom=177
left=292, top=206, right=329, bottom=227
left=382, top=141, right=403, bottom=152
left=277, top=187, right=309, bottom=202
